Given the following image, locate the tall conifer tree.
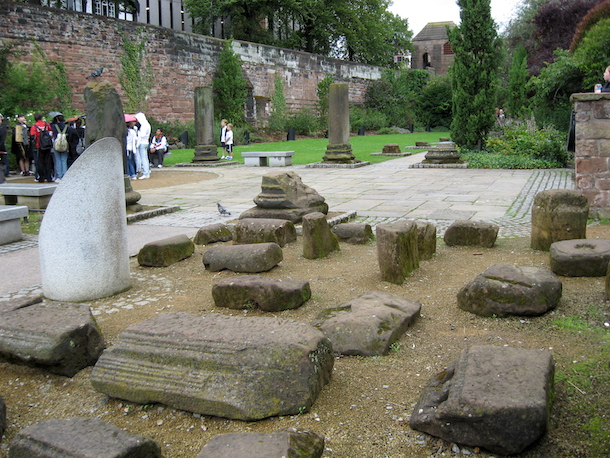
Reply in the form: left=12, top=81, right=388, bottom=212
left=449, top=0, right=501, bottom=149
left=213, top=40, right=247, bottom=125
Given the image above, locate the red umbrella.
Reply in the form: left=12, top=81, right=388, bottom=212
left=124, top=114, right=137, bottom=122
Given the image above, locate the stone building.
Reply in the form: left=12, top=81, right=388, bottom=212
left=411, top=22, right=456, bottom=75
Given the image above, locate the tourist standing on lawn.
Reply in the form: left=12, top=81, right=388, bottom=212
left=135, top=112, right=151, bottom=179
left=219, top=118, right=228, bottom=158
left=30, top=113, right=54, bottom=183
left=12, top=114, right=31, bottom=176
left=224, top=123, right=234, bottom=160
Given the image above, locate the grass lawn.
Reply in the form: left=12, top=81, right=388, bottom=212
left=164, top=132, right=449, bottom=165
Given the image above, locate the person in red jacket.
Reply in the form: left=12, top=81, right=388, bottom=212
left=30, top=113, right=54, bottom=182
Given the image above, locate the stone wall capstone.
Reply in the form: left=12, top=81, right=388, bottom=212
left=0, top=1, right=381, bottom=124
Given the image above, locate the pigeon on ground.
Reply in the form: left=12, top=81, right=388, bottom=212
left=86, top=66, right=104, bottom=79
left=217, top=203, right=231, bottom=216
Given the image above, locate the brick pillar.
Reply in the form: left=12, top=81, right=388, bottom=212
left=571, top=93, right=610, bottom=218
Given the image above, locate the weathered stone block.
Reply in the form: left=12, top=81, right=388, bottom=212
left=234, top=218, right=296, bottom=247
left=194, top=223, right=233, bottom=245
left=9, top=417, right=161, bottom=457
left=203, top=242, right=283, bottom=273
left=197, top=428, right=325, bottom=458
left=382, top=144, right=401, bottom=155
left=413, top=220, right=436, bottom=260
left=550, top=239, right=610, bottom=276
left=443, top=221, right=498, bottom=248
left=313, top=291, right=421, bottom=356
left=0, top=295, right=43, bottom=315
left=90, top=313, right=334, bottom=420
left=457, top=264, right=562, bottom=317
left=331, top=223, right=374, bottom=244
left=212, top=275, right=311, bottom=311
left=531, top=189, right=589, bottom=251
left=302, top=212, right=340, bottom=259
left=137, top=234, right=195, bottom=267
left=0, top=302, right=105, bottom=377
left=376, top=221, right=419, bottom=284
left=410, top=345, right=554, bottom=455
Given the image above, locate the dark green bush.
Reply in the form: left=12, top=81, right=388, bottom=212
left=286, top=108, right=321, bottom=136
left=462, top=151, right=564, bottom=169
left=350, top=106, right=388, bottom=132
left=377, top=127, right=401, bottom=135
left=149, top=117, right=196, bottom=148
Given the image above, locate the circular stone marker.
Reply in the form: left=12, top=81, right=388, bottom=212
left=550, top=239, right=610, bottom=277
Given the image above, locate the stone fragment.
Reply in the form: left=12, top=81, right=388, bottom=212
left=457, top=264, right=562, bottom=317
left=192, top=87, right=219, bottom=162
left=443, top=220, right=498, bottom=248
left=234, top=218, right=297, bottom=247
left=137, top=234, right=195, bottom=267
left=411, top=345, right=554, bottom=456
left=39, top=137, right=131, bottom=302
left=0, top=302, right=105, bottom=377
left=382, top=144, right=401, bottom=155
left=531, top=189, right=588, bottom=251
left=313, top=291, right=421, bottom=356
left=84, top=82, right=127, bottom=150
left=203, top=242, right=283, bottom=273
left=0, top=295, right=43, bottom=315
left=550, top=239, right=610, bottom=277
left=413, top=220, right=436, bottom=260
left=323, top=83, right=355, bottom=163
left=9, top=417, right=161, bottom=457
left=90, top=313, right=333, bottom=420
left=423, top=142, right=461, bottom=164
left=240, top=171, right=328, bottom=223
left=376, top=221, right=419, bottom=284
left=302, top=212, right=340, bottom=259
left=0, top=395, right=5, bottom=441
left=212, top=275, right=311, bottom=311
left=331, top=223, right=374, bottom=244
left=194, top=223, right=233, bottom=245
left=197, top=428, right=325, bottom=458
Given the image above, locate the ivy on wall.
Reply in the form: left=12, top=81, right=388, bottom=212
left=118, top=28, right=154, bottom=113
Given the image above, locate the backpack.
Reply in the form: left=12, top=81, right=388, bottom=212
left=21, top=125, right=29, bottom=148
left=53, top=125, right=69, bottom=152
left=38, top=125, right=53, bottom=149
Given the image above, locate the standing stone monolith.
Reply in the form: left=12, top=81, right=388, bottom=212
left=323, top=83, right=355, bottom=163
left=84, top=82, right=127, bottom=156
left=376, top=221, right=419, bottom=284
left=193, top=87, right=219, bottom=162
left=39, top=138, right=131, bottom=302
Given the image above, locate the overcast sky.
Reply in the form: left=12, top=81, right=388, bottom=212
left=389, top=0, right=523, bottom=36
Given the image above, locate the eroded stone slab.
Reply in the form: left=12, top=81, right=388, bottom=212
left=0, top=302, right=105, bottom=377
left=331, top=223, right=374, bottom=244
left=313, top=291, right=421, bottom=356
left=197, top=428, right=325, bottom=458
left=413, top=220, right=436, bottom=260
left=0, top=295, right=43, bottom=315
left=550, top=239, right=610, bottom=277
left=376, top=221, right=419, bottom=284
left=410, top=345, right=554, bottom=455
left=137, top=234, right=195, bottom=267
left=444, top=220, right=498, bottom=248
left=203, top=242, right=283, bottom=273
left=9, top=417, right=161, bottom=457
left=194, top=223, right=233, bottom=245
left=212, top=275, right=311, bottom=311
left=90, top=313, right=333, bottom=420
left=234, top=218, right=297, bottom=247
left=302, top=212, right=340, bottom=259
left=457, top=264, right=562, bottom=317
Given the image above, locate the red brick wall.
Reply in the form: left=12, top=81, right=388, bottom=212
left=0, top=1, right=381, bottom=124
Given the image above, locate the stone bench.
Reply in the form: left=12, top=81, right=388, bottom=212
left=0, top=205, right=28, bottom=245
left=0, top=183, right=57, bottom=210
left=242, top=151, right=294, bottom=167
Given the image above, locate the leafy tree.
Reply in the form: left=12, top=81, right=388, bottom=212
left=213, top=40, right=247, bottom=125
left=414, top=75, right=453, bottom=129
left=316, top=74, right=334, bottom=128
left=268, top=72, right=287, bottom=132
left=449, top=0, right=501, bottom=149
left=571, top=0, right=610, bottom=51
left=507, top=45, right=529, bottom=118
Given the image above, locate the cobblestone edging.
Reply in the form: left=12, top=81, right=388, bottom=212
left=306, top=161, right=371, bottom=169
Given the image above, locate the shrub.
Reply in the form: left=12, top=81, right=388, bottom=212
left=461, top=151, right=564, bottom=169
left=350, top=106, right=388, bottom=132
left=286, top=108, right=321, bottom=136
left=377, top=127, right=401, bottom=135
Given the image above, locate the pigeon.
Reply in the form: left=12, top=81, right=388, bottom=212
left=216, top=202, right=231, bottom=216
left=86, top=66, right=104, bottom=79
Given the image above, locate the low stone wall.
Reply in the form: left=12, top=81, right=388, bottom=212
left=0, top=1, right=381, bottom=124
left=571, top=93, right=610, bottom=218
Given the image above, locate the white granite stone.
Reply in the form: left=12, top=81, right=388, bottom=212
left=39, top=137, right=131, bottom=301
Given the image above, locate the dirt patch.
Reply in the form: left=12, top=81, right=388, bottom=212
left=1, top=225, right=609, bottom=456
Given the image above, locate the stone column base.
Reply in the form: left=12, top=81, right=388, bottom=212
left=323, top=143, right=355, bottom=163
left=193, top=145, right=220, bottom=162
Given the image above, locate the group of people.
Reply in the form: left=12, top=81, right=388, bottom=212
left=0, top=112, right=85, bottom=184
left=124, top=112, right=168, bottom=180
left=219, top=118, right=234, bottom=160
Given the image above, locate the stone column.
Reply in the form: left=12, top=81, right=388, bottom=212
left=571, top=92, right=610, bottom=218
left=193, top=87, right=219, bottom=162
left=323, top=83, right=355, bottom=163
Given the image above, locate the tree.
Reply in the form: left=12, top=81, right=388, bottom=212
left=268, top=72, right=287, bottom=132
left=414, top=75, right=453, bottom=129
left=507, top=45, right=529, bottom=118
left=449, top=0, right=501, bottom=149
left=213, top=40, right=247, bottom=125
